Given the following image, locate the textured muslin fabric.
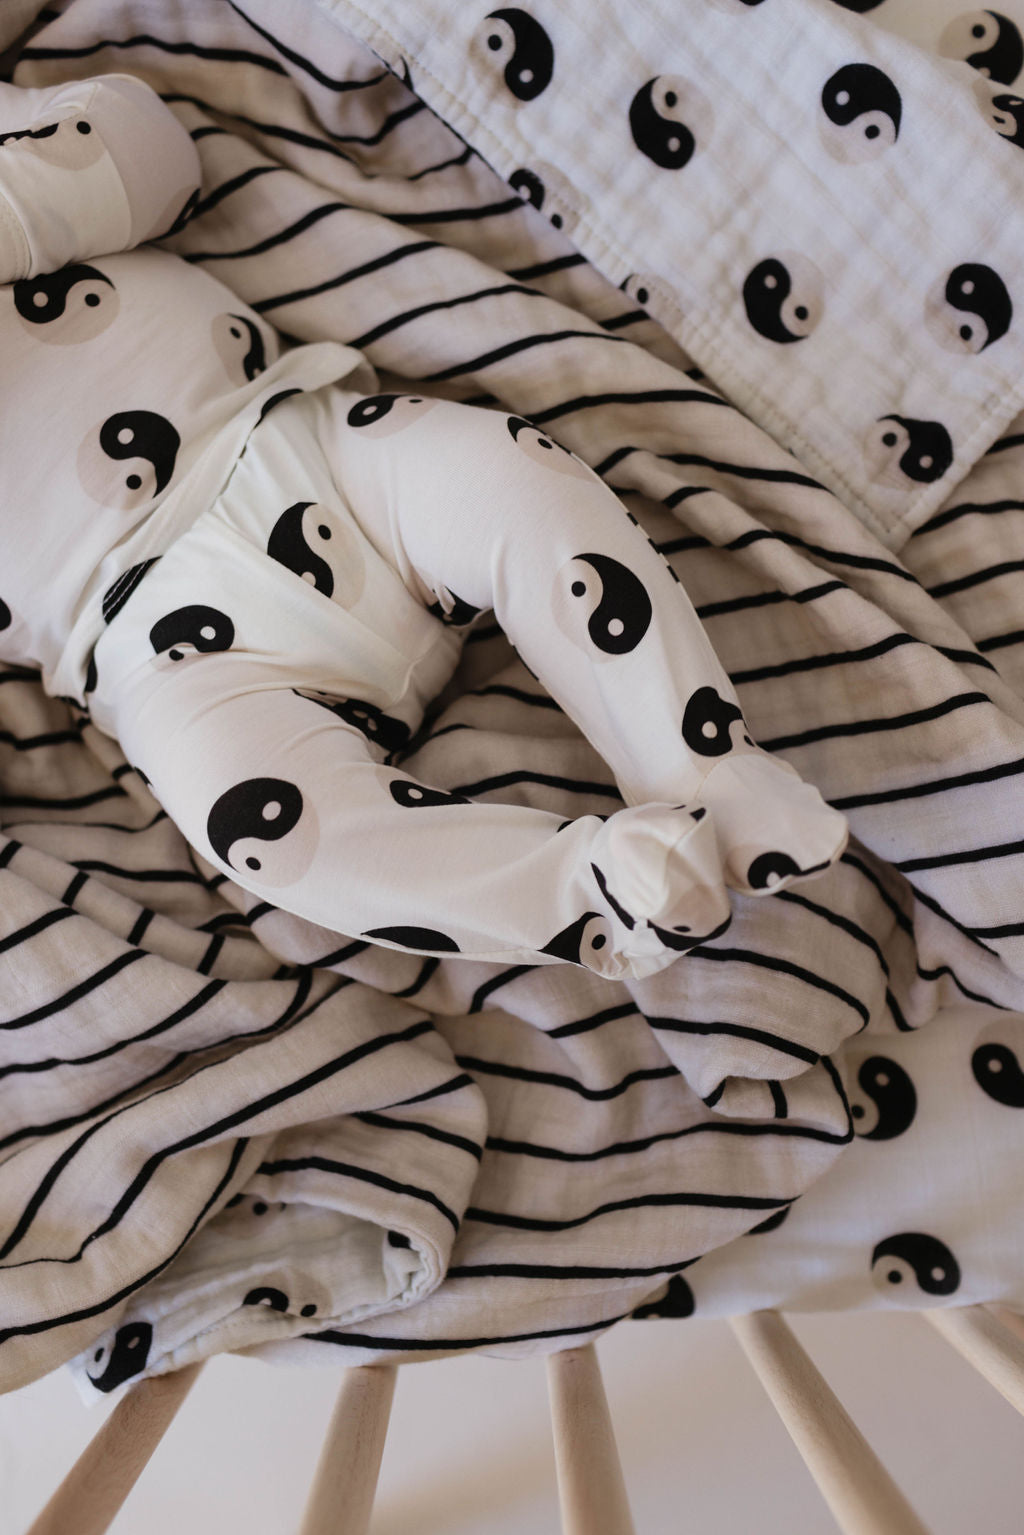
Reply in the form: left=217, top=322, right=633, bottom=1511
left=0, top=0, right=1023, bottom=1402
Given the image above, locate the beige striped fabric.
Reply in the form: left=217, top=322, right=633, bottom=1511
left=0, top=0, right=1022, bottom=1399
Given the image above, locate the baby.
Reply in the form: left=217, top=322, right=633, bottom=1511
left=0, top=72, right=848, bottom=982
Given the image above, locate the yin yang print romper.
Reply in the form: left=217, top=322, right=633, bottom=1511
left=88, top=384, right=848, bottom=982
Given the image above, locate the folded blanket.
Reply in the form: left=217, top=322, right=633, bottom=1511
left=1, top=0, right=1023, bottom=1399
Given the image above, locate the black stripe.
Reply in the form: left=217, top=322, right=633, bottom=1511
left=353, top=1110, right=483, bottom=1160
left=506, top=253, right=588, bottom=282
left=0, top=906, right=74, bottom=955
left=0, top=839, right=19, bottom=869
left=1, top=949, right=147, bottom=1031
left=224, top=0, right=393, bottom=90
left=307, top=939, right=372, bottom=967
left=468, top=965, right=541, bottom=1013
left=896, top=835, right=1024, bottom=873
left=684, top=945, right=868, bottom=1027
left=978, top=627, right=1024, bottom=653
left=186, top=199, right=353, bottom=261
left=909, top=496, right=1024, bottom=537
left=548, top=1002, right=640, bottom=1039
left=659, top=451, right=826, bottom=492
left=56, top=861, right=209, bottom=884
left=391, top=956, right=442, bottom=997
left=915, top=961, right=1009, bottom=1008
left=927, top=557, right=1024, bottom=600
left=774, top=888, right=890, bottom=977
left=127, top=909, right=155, bottom=946
left=451, top=769, right=622, bottom=799
left=62, top=870, right=88, bottom=905
left=1, top=786, right=126, bottom=809
left=394, top=1073, right=478, bottom=1107
left=163, top=90, right=425, bottom=151
left=423, top=327, right=628, bottom=384
left=472, top=683, right=560, bottom=710
left=349, top=281, right=543, bottom=349
left=530, top=388, right=728, bottom=426
left=450, top=1258, right=702, bottom=1280
left=193, top=164, right=283, bottom=218
left=760, top=690, right=990, bottom=753
left=407, top=145, right=475, bottom=180
left=20, top=33, right=289, bottom=72
left=985, top=434, right=1024, bottom=455
left=465, top=1188, right=792, bottom=1231
left=831, top=751, right=1024, bottom=810
left=257, top=1153, right=461, bottom=1232
left=730, top=630, right=995, bottom=686
left=696, top=580, right=846, bottom=619
left=198, top=935, right=224, bottom=975
left=0, top=726, right=83, bottom=750
left=769, top=1081, right=788, bottom=1119
left=648, top=1014, right=821, bottom=1065
left=485, top=1112, right=848, bottom=1162
left=250, top=238, right=442, bottom=313
left=454, top=1054, right=677, bottom=1098
left=723, top=525, right=917, bottom=582
left=309, top=1311, right=634, bottom=1351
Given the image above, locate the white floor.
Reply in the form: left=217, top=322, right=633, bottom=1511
left=3, top=1307, right=1024, bottom=1534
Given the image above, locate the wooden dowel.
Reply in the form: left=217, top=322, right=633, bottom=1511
left=729, top=1312, right=930, bottom=1535
left=923, top=1305, right=1024, bottom=1416
left=986, top=1303, right=1024, bottom=1347
left=25, top=1361, right=205, bottom=1535
left=545, top=1343, right=636, bottom=1535
left=297, top=1364, right=398, bottom=1535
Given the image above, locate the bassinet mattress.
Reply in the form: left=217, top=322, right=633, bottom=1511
left=1, top=0, right=1024, bottom=1400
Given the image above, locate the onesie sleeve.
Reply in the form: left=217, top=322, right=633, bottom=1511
left=0, top=73, right=201, bottom=282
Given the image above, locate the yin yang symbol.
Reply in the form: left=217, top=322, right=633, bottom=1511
left=867, top=415, right=954, bottom=487
left=681, top=686, right=752, bottom=756
left=388, top=779, right=471, bottom=808
left=820, top=63, right=902, bottom=161
left=6, top=112, right=105, bottom=169
left=939, top=10, right=1024, bottom=84
left=552, top=552, right=653, bottom=658
left=12, top=264, right=119, bottom=344
left=150, top=605, right=235, bottom=665
left=212, top=313, right=269, bottom=384
left=591, top=861, right=638, bottom=930
left=266, top=501, right=365, bottom=606
left=632, top=1276, right=695, bottom=1319
left=629, top=77, right=713, bottom=169
left=0, top=597, right=11, bottom=631
left=871, top=1232, right=960, bottom=1297
left=977, top=80, right=1024, bottom=145
left=207, top=776, right=319, bottom=886
left=924, top=263, right=1012, bottom=353
left=510, top=166, right=545, bottom=208
left=295, top=690, right=412, bottom=754
left=86, top=1321, right=153, bottom=1392
left=742, top=254, right=825, bottom=343
left=78, top=410, right=180, bottom=511
left=828, top=0, right=886, bottom=10
left=478, top=9, right=555, bottom=101
left=507, top=416, right=591, bottom=477
left=540, top=911, right=616, bottom=969
left=362, top=924, right=461, bottom=952
left=972, top=1040, right=1024, bottom=1105
left=850, top=1055, right=917, bottom=1138
left=426, top=585, right=484, bottom=627
left=345, top=394, right=437, bottom=437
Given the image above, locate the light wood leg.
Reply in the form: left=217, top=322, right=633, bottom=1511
left=25, top=1362, right=205, bottom=1535
left=729, top=1312, right=930, bottom=1535
left=924, top=1305, right=1024, bottom=1416
left=546, top=1343, right=636, bottom=1535
left=297, top=1364, right=398, bottom=1535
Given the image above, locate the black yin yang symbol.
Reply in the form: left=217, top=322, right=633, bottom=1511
left=86, top=1321, right=153, bottom=1392
left=972, top=1040, right=1024, bottom=1105
left=850, top=1054, right=917, bottom=1138
left=507, top=415, right=591, bottom=478
left=647, top=912, right=726, bottom=952
left=629, top=76, right=713, bottom=169
left=206, top=776, right=319, bottom=886
left=681, top=686, right=751, bottom=756
left=295, top=690, right=412, bottom=754
left=345, top=393, right=438, bottom=437
left=0, top=596, right=11, bottom=631
left=745, top=851, right=801, bottom=891
left=426, top=584, right=484, bottom=628
left=244, top=1286, right=289, bottom=1310
left=541, top=911, right=616, bottom=968
left=388, top=779, right=471, bottom=808
left=510, top=166, right=545, bottom=208
left=10, top=113, right=105, bottom=169
left=924, top=263, right=1012, bottom=353
left=266, top=501, right=365, bottom=606
left=362, top=924, right=462, bottom=952
left=212, top=312, right=269, bottom=384
left=867, top=415, right=954, bottom=487
left=742, top=254, right=825, bottom=343
left=828, top=0, right=887, bottom=10
left=552, top=553, right=653, bottom=659
left=150, top=605, right=235, bottom=666
left=977, top=81, right=1024, bottom=145
left=632, top=1275, right=696, bottom=1319
left=939, top=10, right=1024, bottom=84
left=871, top=1232, right=961, bottom=1297
left=12, top=263, right=119, bottom=344
left=820, top=63, right=902, bottom=161
left=78, top=410, right=181, bottom=511
left=591, top=861, right=638, bottom=931
left=479, top=9, right=555, bottom=101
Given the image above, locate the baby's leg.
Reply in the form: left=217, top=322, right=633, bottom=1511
left=316, top=389, right=848, bottom=896
left=100, top=648, right=733, bottom=980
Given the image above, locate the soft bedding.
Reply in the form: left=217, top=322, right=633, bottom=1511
left=0, top=0, right=1023, bottom=1401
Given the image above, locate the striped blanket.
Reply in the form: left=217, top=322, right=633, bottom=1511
left=3, top=0, right=1024, bottom=1398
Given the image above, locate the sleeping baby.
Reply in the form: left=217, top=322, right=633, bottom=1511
left=0, top=72, right=848, bottom=982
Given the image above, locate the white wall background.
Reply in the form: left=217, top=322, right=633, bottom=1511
left=4, top=1307, right=1024, bottom=1534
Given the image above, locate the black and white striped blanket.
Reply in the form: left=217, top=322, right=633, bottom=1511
left=3, top=0, right=1024, bottom=1398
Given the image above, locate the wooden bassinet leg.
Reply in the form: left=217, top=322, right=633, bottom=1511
left=297, top=1363, right=397, bottom=1535
left=24, top=1360, right=205, bottom=1535
left=924, top=1305, right=1024, bottom=1416
left=729, top=1311, right=930, bottom=1535
left=546, top=1343, right=637, bottom=1535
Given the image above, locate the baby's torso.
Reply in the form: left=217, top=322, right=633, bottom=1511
left=0, top=246, right=368, bottom=697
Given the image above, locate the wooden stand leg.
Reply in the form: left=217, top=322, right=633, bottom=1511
left=924, top=1305, right=1024, bottom=1416
left=729, top=1312, right=929, bottom=1535
left=297, top=1365, right=398, bottom=1535
left=25, top=1362, right=205, bottom=1535
left=546, top=1343, right=636, bottom=1535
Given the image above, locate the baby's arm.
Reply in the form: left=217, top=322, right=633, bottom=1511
left=0, top=74, right=201, bottom=281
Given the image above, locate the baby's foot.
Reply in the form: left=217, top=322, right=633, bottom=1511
left=591, top=801, right=733, bottom=952
left=693, top=751, right=848, bottom=896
